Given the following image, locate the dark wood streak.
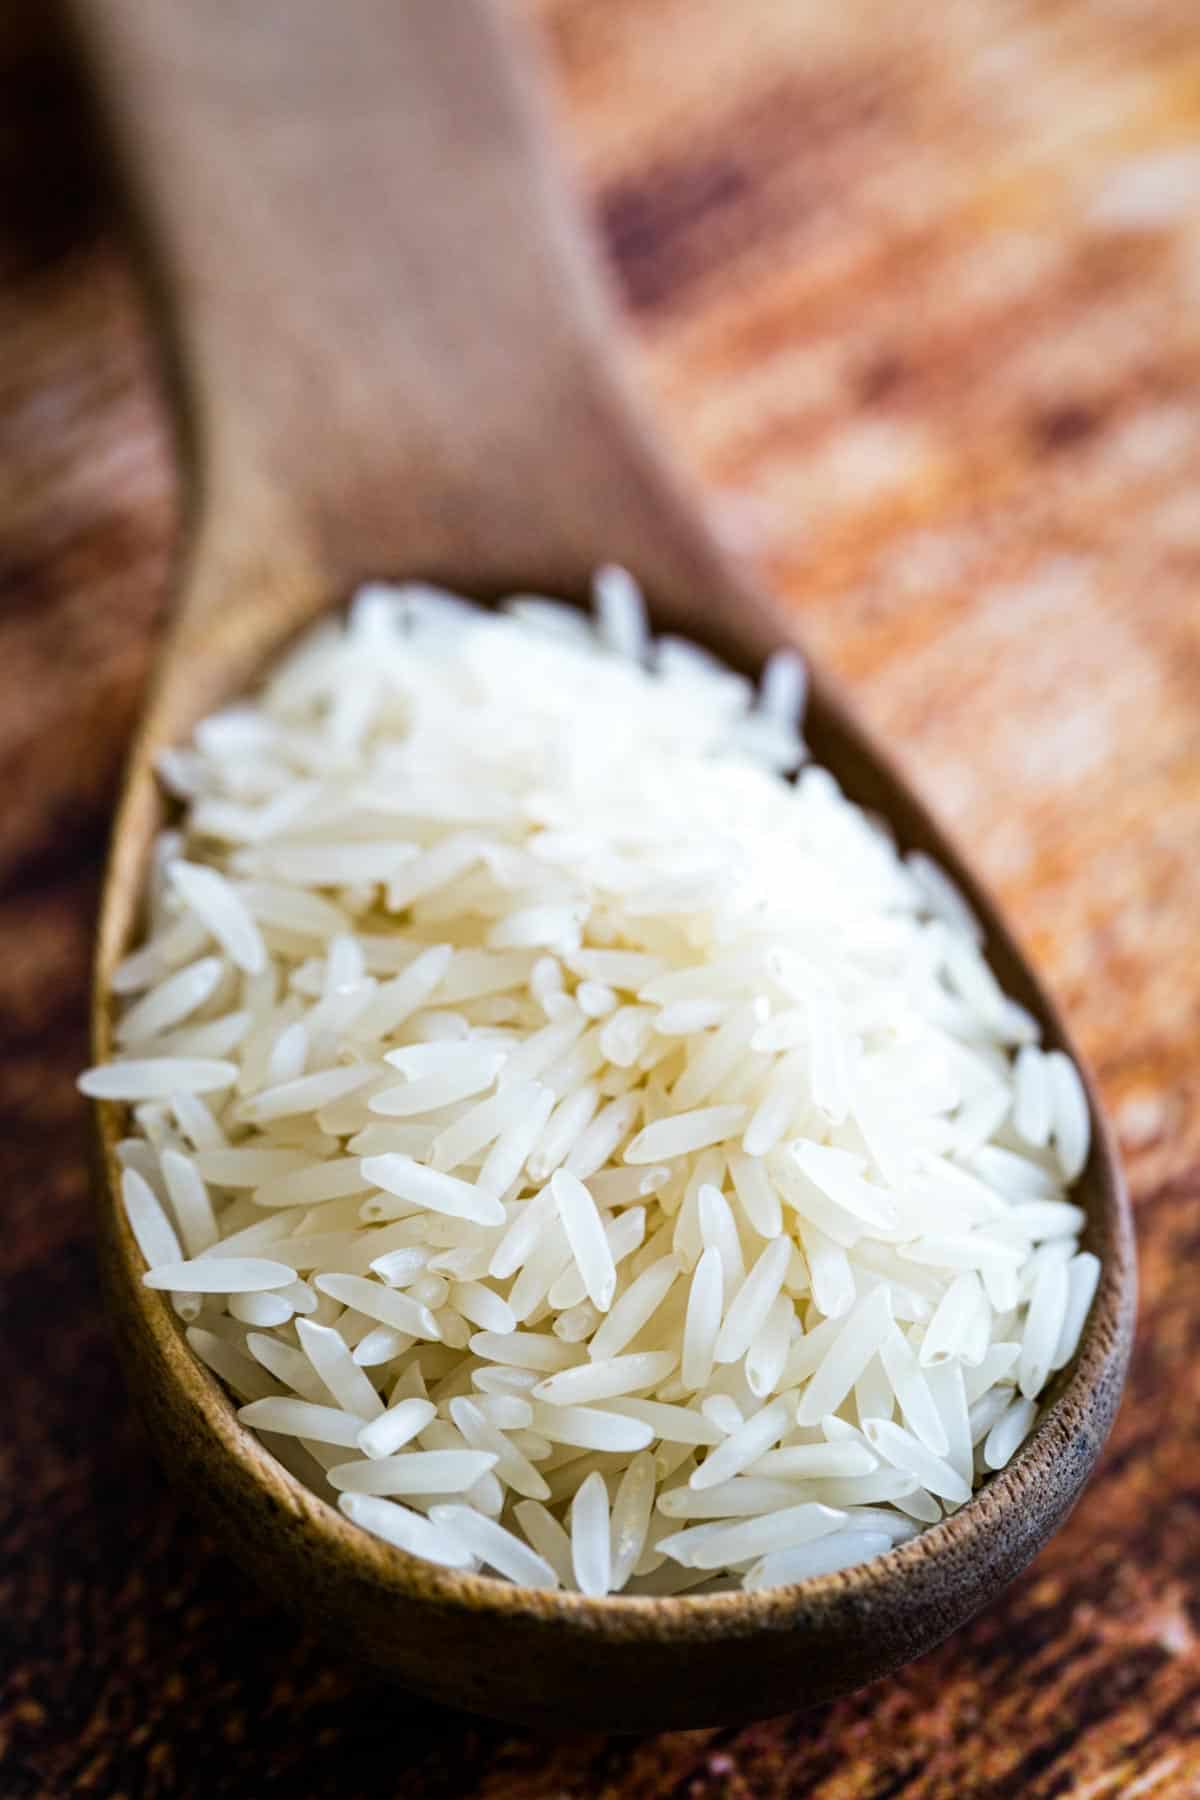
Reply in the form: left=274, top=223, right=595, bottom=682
left=2, top=0, right=1199, bottom=1790
left=0, top=9, right=103, bottom=280
left=600, top=156, right=751, bottom=312
left=596, top=68, right=914, bottom=318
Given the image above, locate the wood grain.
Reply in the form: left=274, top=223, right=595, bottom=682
left=74, top=0, right=1132, bottom=1727
left=2, top=0, right=1198, bottom=1790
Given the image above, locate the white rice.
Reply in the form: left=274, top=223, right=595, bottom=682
left=532, top=1401, right=652, bottom=1453
left=84, top=568, right=1098, bottom=1594
left=186, top=1326, right=279, bottom=1402
left=983, top=1395, right=1038, bottom=1469
left=1018, top=1255, right=1072, bottom=1399
left=448, top=1397, right=550, bottom=1500
left=570, top=1469, right=613, bottom=1596
left=1047, top=1050, right=1091, bottom=1182
left=238, top=1066, right=375, bottom=1122
left=551, top=1169, right=617, bottom=1311
left=296, top=1319, right=384, bottom=1419
left=744, top=1527, right=895, bottom=1588
left=330, top=1450, right=498, bottom=1496
left=690, top=1397, right=794, bottom=1491
left=429, top=1504, right=559, bottom=1588
left=168, top=861, right=267, bottom=975
left=359, top=1154, right=505, bottom=1228
left=513, top=1499, right=576, bottom=1586
left=313, top=1273, right=441, bottom=1341
left=80, top=1058, right=238, bottom=1100
left=142, top=1256, right=295, bottom=1293
left=238, top=1397, right=367, bottom=1448
left=701, top=1395, right=745, bottom=1436
left=337, top=1493, right=476, bottom=1569
left=625, top=1107, right=748, bottom=1165
left=159, top=1148, right=219, bottom=1256
left=115, top=956, right=225, bottom=1048
left=1050, top=1252, right=1101, bottom=1373
left=682, top=1248, right=725, bottom=1391
left=229, top=1291, right=294, bottom=1328
left=753, top=1441, right=877, bottom=1480
left=862, top=1417, right=972, bottom=1505
left=680, top=1501, right=846, bottom=1570
left=713, top=1236, right=790, bottom=1365
left=609, top=1451, right=657, bottom=1590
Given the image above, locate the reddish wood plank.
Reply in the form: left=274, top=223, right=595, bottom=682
left=2, top=0, right=1198, bottom=1793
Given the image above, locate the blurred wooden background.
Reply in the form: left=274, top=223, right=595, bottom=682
left=3, top=0, right=1199, bottom=1792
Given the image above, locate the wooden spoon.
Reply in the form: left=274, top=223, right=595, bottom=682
left=74, top=0, right=1133, bottom=1730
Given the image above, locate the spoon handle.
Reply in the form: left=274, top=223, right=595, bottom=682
left=70, top=0, right=769, bottom=641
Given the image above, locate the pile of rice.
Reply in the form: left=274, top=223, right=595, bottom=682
left=81, top=568, right=1098, bottom=1597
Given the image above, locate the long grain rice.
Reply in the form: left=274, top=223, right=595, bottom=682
left=82, top=568, right=1098, bottom=1596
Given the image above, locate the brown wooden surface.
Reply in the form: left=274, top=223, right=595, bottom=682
left=2, top=0, right=1198, bottom=1791
left=76, top=0, right=1134, bottom=1731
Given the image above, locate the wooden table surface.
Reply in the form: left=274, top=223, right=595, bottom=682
left=4, top=0, right=1199, bottom=1792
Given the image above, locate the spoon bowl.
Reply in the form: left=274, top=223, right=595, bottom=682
left=78, top=0, right=1133, bottom=1729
